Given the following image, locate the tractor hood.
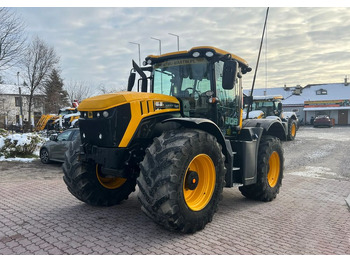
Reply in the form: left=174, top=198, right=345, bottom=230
left=78, top=91, right=180, bottom=111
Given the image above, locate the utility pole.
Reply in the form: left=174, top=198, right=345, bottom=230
left=150, top=37, right=162, bottom=55
left=17, top=72, right=23, bottom=129
left=129, top=42, right=141, bottom=65
left=168, top=33, right=180, bottom=51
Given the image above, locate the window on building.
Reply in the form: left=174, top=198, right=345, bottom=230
left=316, top=89, right=327, bottom=95
left=15, top=97, right=20, bottom=107
left=33, top=97, right=42, bottom=108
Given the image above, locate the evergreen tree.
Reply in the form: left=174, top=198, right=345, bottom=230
left=43, top=68, right=69, bottom=113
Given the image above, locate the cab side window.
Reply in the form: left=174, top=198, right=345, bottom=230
left=215, top=61, right=240, bottom=135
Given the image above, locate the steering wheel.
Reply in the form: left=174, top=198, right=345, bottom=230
left=184, top=87, right=201, bottom=98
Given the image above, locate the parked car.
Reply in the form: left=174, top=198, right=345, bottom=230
left=313, top=115, right=333, bottom=128
left=40, top=128, right=80, bottom=164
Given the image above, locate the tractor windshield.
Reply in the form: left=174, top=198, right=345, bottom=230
left=152, top=57, right=240, bottom=134
left=153, top=58, right=211, bottom=97
left=252, top=101, right=273, bottom=111
left=152, top=57, right=212, bottom=118
left=251, top=101, right=276, bottom=117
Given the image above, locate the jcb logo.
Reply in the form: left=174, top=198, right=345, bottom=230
left=88, top=111, right=93, bottom=118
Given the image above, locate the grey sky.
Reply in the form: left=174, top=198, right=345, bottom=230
left=5, top=6, right=350, bottom=94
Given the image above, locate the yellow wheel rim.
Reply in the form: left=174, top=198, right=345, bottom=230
left=291, top=123, right=296, bottom=137
left=183, top=154, right=216, bottom=211
left=96, top=165, right=127, bottom=189
left=267, top=151, right=280, bottom=188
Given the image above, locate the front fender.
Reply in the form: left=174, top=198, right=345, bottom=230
left=242, top=118, right=287, bottom=141
left=162, top=117, right=227, bottom=153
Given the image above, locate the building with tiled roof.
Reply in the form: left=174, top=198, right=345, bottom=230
left=244, top=78, right=350, bottom=125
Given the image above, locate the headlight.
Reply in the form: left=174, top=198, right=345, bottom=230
left=192, top=51, right=200, bottom=58
left=205, top=51, right=214, bottom=57
left=103, top=111, right=109, bottom=118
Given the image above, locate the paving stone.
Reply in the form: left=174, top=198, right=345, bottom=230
left=0, top=166, right=349, bottom=255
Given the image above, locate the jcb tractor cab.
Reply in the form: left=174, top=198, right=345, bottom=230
left=244, top=94, right=298, bottom=140
left=245, top=95, right=284, bottom=119
left=63, top=46, right=286, bottom=233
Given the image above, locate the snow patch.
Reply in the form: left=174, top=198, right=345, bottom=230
left=0, top=132, right=45, bottom=160
left=0, top=156, right=35, bottom=162
left=289, top=166, right=337, bottom=179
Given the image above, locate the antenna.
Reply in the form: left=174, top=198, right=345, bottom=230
left=246, top=7, right=269, bottom=119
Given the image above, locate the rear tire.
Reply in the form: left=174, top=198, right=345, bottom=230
left=62, top=136, right=137, bottom=206
left=239, top=135, right=284, bottom=202
left=40, top=148, right=51, bottom=164
left=137, top=129, right=226, bottom=233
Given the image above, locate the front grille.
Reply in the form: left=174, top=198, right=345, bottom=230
left=79, top=103, right=131, bottom=147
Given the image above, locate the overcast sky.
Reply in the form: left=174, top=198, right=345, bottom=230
left=3, top=3, right=350, bottom=94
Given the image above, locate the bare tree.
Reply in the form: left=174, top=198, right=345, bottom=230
left=22, top=37, right=59, bottom=121
left=0, top=8, right=26, bottom=71
left=97, top=83, right=108, bottom=94
left=96, top=83, right=120, bottom=95
left=64, top=80, right=95, bottom=103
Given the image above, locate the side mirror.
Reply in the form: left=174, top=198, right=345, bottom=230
left=49, top=134, right=58, bottom=141
left=278, top=102, right=283, bottom=111
left=243, top=95, right=252, bottom=107
left=222, top=60, right=238, bottom=90
left=127, top=71, right=136, bottom=91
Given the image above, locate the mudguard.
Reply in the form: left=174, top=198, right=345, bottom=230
left=162, top=118, right=227, bottom=151
left=242, top=118, right=287, bottom=141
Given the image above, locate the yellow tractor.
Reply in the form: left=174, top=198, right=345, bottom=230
left=62, top=46, right=286, bottom=233
left=35, top=107, right=79, bottom=131
left=244, top=95, right=298, bottom=140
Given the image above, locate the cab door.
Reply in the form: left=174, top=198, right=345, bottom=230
left=214, top=61, right=240, bottom=136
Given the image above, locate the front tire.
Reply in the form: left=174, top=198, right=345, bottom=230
left=239, top=135, right=284, bottom=202
left=62, top=137, right=137, bottom=206
left=137, top=129, right=226, bottom=233
left=287, top=119, right=297, bottom=140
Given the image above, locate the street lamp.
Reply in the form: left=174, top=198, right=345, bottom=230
left=168, top=33, right=180, bottom=51
left=129, top=41, right=141, bottom=65
left=150, top=37, right=162, bottom=55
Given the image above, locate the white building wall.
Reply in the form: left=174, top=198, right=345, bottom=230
left=0, top=94, right=44, bottom=127
left=329, top=111, right=338, bottom=124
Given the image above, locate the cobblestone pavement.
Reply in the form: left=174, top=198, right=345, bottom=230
left=0, top=126, right=350, bottom=255
left=0, top=172, right=349, bottom=255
